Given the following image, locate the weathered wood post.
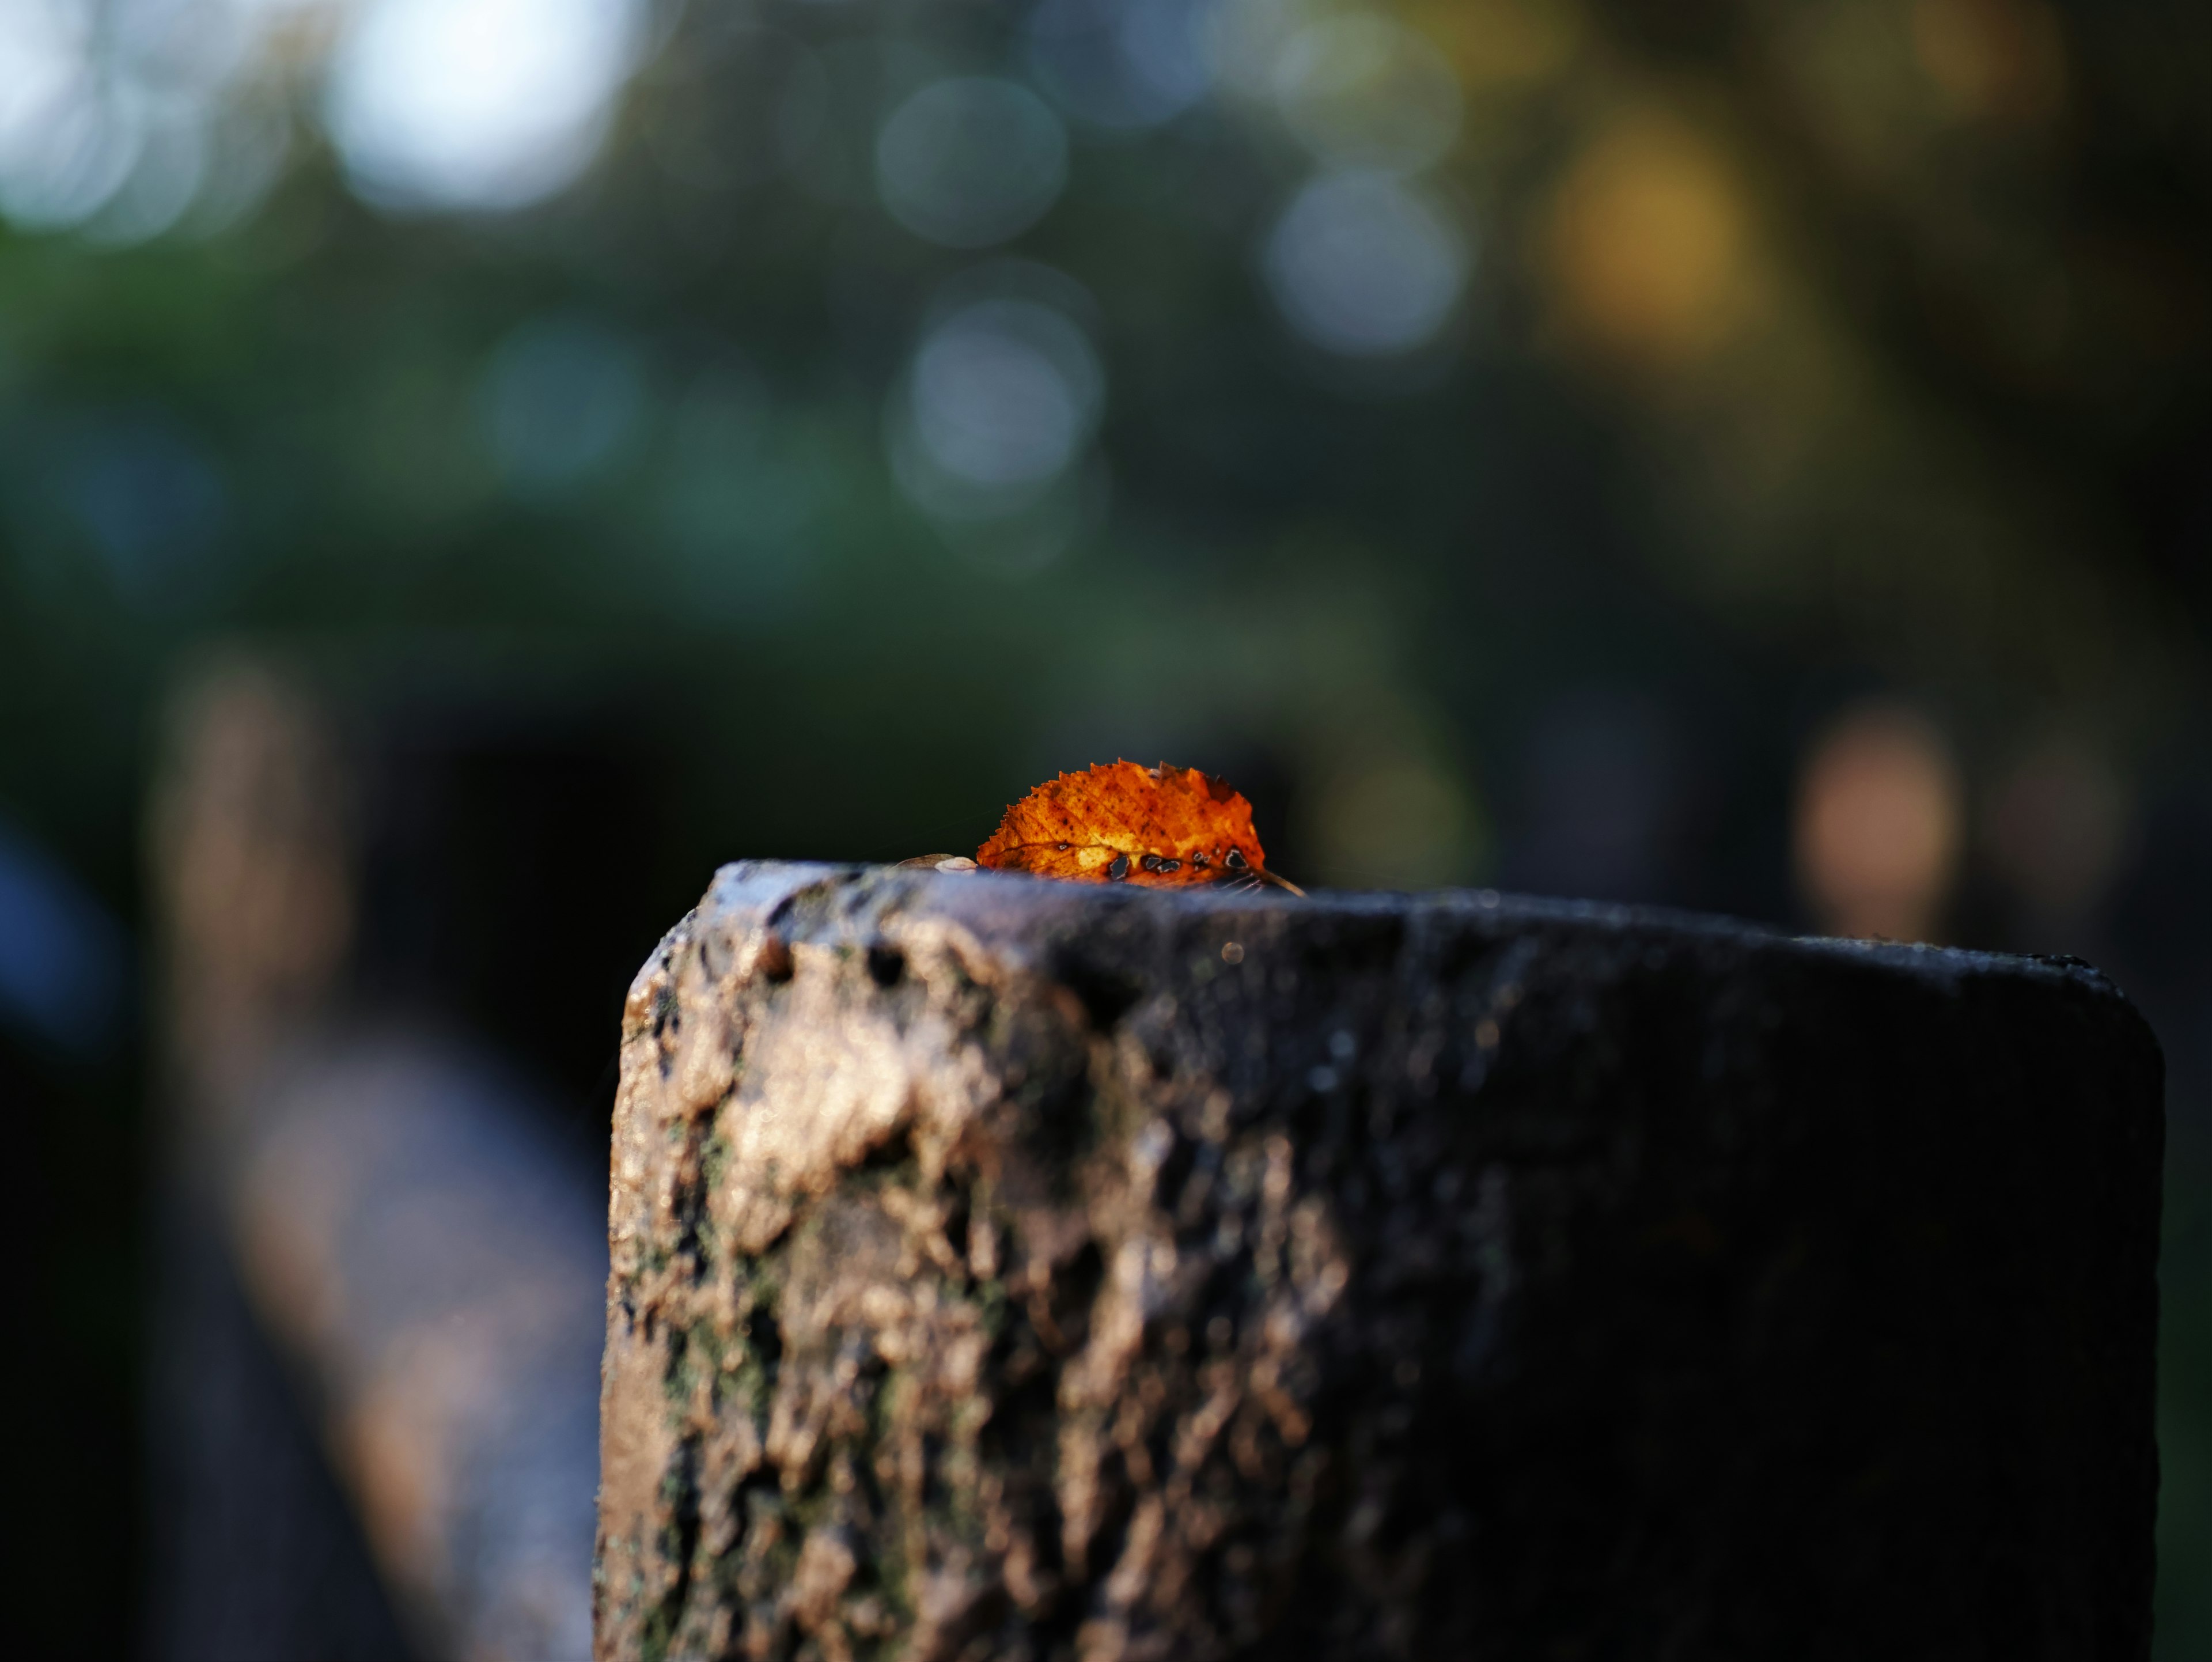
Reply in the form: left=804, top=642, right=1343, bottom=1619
left=597, top=861, right=2161, bottom=1660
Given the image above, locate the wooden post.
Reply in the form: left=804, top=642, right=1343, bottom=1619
left=597, top=861, right=2161, bottom=1660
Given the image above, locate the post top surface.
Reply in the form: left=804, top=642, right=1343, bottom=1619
left=683, top=857, right=2130, bottom=1006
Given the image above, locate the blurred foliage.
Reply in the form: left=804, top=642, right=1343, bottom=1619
left=1, top=0, right=2209, bottom=1648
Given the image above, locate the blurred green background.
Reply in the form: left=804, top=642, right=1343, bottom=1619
left=1, top=0, right=2207, bottom=1650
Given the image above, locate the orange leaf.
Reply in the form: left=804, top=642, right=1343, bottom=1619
left=975, top=761, right=1300, bottom=891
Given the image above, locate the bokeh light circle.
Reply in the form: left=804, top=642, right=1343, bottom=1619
left=477, top=313, right=649, bottom=496
left=1026, top=0, right=1215, bottom=131
left=0, top=1, right=138, bottom=232
left=909, top=298, right=1103, bottom=494
left=324, top=0, right=645, bottom=213
left=1262, top=171, right=1470, bottom=357
left=876, top=78, right=1069, bottom=249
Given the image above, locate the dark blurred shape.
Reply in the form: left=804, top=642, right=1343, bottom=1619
left=7, top=1028, right=144, bottom=1661
left=0, top=813, right=128, bottom=1055
left=145, top=653, right=658, bottom=1662
left=1497, top=690, right=1691, bottom=904
left=145, top=1192, right=421, bottom=1662
left=347, top=686, right=666, bottom=1142
left=0, top=816, right=141, bottom=1659
left=2110, top=783, right=2212, bottom=1121
left=1794, top=702, right=1964, bottom=942
left=1986, top=735, right=2130, bottom=949
left=62, top=408, right=232, bottom=610
left=638, top=21, right=828, bottom=192
left=2101, top=778, right=2212, bottom=1648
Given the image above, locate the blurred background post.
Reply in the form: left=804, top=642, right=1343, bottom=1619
left=0, top=0, right=2206, bottom=1655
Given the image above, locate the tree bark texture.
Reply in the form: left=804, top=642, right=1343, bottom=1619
left=596, top=861, right=2162, bottom=1662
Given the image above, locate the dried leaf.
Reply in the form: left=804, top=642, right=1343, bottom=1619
left=975, top=761, right=1301, bottom=891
